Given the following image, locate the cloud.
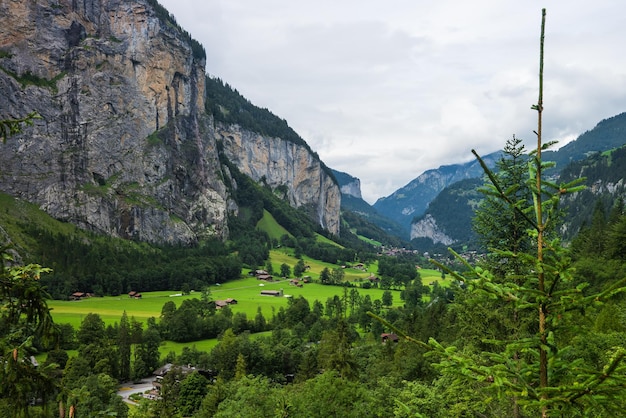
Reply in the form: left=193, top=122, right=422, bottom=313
left=159, top=0, right=626, bottom=204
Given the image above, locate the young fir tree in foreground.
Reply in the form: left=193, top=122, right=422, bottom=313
left=373, top=9, right=626, bottom=417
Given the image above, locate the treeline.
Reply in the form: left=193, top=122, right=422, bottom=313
left=28, top=228, right=242, bottom=299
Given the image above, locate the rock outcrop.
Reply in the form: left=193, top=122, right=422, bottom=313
left=410, top=214, right=454, bottom=245
left=0, top=0, right=340, bottom=243
left=331, top=169, right=362, bottom=200
left=219, top=126, right=340, bottom=235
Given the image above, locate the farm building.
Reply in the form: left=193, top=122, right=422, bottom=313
left=260, top=289, right=283, bottom=297
left=215, top=298, right=238, bottom=309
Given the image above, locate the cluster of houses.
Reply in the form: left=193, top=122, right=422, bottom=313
left=128, top=291, right=142, bottom=299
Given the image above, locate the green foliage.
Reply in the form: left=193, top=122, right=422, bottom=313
left=0, top=248, right=58, bottom=416
left=0, top=66, right=65, bottom=92
left=0, top=112, right=40, bottom=143
left=369, top=10, right=626, bottom=417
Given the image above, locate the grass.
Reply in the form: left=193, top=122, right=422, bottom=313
left=256, top=210, right=291, bottom=240
left=48, top=276, right=405, bottom=328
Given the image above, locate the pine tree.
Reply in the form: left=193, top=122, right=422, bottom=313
left=372, top=9, right=626, bottom=417
left=118, top=311, right=131, bottom=381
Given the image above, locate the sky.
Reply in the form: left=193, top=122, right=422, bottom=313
left=158, top=0, right=626, bottom=204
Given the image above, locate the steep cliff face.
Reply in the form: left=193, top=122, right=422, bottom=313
left=410, top=214, right=454, bottom=245
left=0, top=0, right=340, bottom=243
left=331, top=169, right=362, bottom=200
left=0, top=0, right=229, bottom=243
left=218, top=126, right=340, bottom=235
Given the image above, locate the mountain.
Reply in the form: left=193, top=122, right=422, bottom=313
left=331, top=169, right=407, bottom=247
left=543, top=112, right=626, bottom=171
left=372, top=152, right=499, bottom=237
left=559, top=144, right=626, bottom=239
left=409, top=113, right=626, bottom=251
left=0, top=0, right=340, bottom=244
left=410, top=178, right=483, bottom=252
left=331, top=169, right=362, bottom=200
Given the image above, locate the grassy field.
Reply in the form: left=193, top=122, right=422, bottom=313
left=48, top=267, right=450, bottom=329
left=49, top=277, right=405, bottom=328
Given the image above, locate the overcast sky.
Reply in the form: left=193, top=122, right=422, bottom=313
left=158, top=0, right=626, bottom=204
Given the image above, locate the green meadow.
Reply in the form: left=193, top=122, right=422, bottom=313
left=48, top=266, right=448, bottom=330
left=49, top=276, right=405, bottom=329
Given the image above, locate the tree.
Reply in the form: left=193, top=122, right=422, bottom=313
left=381, top=290, right=393, bottom=307
left=118, top=311, right=131, bottom=381
left=78, top=313, right=106, bottom=346
left=0, top=247, right=58, bottom=416
left=330, top=267, right=345, bottom=284
left=280, top=263, right=291, bottom=278
left=372, top=10, right=626, bottom=417
left=319, top=267, right=331, bottom=285
left=177, top=371, right=209, bottom=416
left=473, top=134, right=532, bottom=278
left=293, top=258, right=306, bottom=277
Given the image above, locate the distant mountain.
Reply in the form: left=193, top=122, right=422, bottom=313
left=372, top=153, right=499, bottom=237
left=331, top=169, right=407, bottom=247
left=410, top=178, right=483, bottom=252
left=543, top=112, right=626, bottom=171
left=409, top=112, right=626, bottom=252
left=559, top=144, right=626, bottom=239
left=332, top=170, right=362, bottom=200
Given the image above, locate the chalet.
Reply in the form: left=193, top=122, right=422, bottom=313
left=70, top=292, right=86, bottom=300
left=260, top=289, right=283, bottom=297
left=257, top=274, right=273, bottom=281
left=215, top=300, right=229, bottom=309
left=367, top=275, right=380, bottom=283
left=381, top=333, right=399, bottom=343
left=289, top=279, right=302, bottom=287
left=128, top=291, right=142, bottom=299
left=215, top=298, right=238, bottom=309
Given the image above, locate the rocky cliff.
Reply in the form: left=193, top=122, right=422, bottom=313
left=331, top=169, right=362, bottom=200
left=0, top=0, right=340, bottom=243
left=219, top=126, right=340, bottom=235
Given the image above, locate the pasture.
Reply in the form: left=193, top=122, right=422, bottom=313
left=46, top=255, right=450, bottom=359
left=48, top=277, right=405, bottom=328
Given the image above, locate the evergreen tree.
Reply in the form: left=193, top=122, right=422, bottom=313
left=373, top=10, right=626, bottom=417
left=118, top=311, right=131, bottom=381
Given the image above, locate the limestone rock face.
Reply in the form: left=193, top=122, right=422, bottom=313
left=218, top=126, right=341, bottom=235
left=0, top=0, right=340, bottom=243
left=0, top=0, right=229, bottom=244
left=410, top=214, right=454, bottom=245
